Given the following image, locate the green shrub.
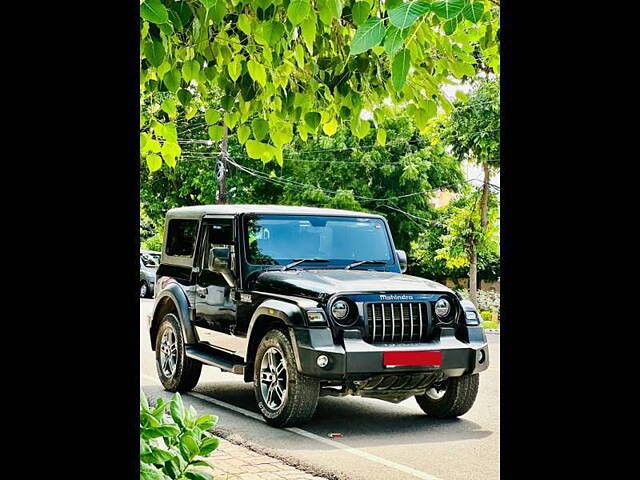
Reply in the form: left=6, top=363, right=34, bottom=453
left=481, top=320, right=500, bottom=329
left=140, top=390, right=219, bottom=480
left=480, top=311, right=493, bottom=323
left=142, top=231, right=163, bottom=252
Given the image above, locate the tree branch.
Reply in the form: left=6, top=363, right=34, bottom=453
left=488, top=0, right=501, bottom=6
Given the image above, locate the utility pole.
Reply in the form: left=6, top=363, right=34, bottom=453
left=216, top=124, right=228, bottom=204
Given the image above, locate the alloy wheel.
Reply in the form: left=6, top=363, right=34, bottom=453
left=259, top=347, right=288, bottom=410
left=159, top=327, right=178, bottom=378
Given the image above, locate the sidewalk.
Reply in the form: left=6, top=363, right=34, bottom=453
left=202, top=436, right=330, bottom=480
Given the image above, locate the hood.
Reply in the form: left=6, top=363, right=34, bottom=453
left=251, top=269, right=451, bottom=299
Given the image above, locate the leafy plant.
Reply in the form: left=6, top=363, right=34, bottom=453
left=140, top=0, right=500, bottom=170
left=140, top=390, right=220, bottom=480
left=479, top=310, right=492, bottom=323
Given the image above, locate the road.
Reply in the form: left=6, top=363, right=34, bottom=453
left=140, top=298, right=499, bottom=480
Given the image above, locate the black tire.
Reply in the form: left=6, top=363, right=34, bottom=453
left=253, top=329, right=319, bottom=427
left=415, top=374, right=479, bottom=418
left=155, top=313, right=202, bottom=392
left=140, top=281, right=150, bottom=298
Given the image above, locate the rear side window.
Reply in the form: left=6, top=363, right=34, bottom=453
left=165, top=219, right=198, bottom=257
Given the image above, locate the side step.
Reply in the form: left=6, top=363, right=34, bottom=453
left=185, top=345, right=246, bottom=375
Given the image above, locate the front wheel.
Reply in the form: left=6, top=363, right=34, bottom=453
left=415, top=374, right=479, bottom=418
left=155, top=313, right=202, bottom=392
left=253, top=329, right=319, bottom=427
left=140, top=281, right=150, bottom=298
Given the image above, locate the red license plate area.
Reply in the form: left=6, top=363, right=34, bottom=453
left=383, top=351, right=442, bottom=367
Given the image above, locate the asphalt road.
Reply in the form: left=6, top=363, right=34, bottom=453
left=140, top=298, right=500, bottom=480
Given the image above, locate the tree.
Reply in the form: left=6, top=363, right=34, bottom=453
left=141, top=111, right=465, bottom=253
left=434, top=187, right=499, bottom=306
left=140, top=0, right=500, bottom=172
left=447, top=78, right=499, bottom=234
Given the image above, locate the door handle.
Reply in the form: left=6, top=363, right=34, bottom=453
left=196, top=286, right=208, bottom=297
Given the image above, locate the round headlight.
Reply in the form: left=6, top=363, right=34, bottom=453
left=435, top=298, right=450, bottom=317
left=331, top=300, right=349, bottom=320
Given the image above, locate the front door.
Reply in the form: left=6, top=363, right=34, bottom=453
left=193, top=218, right=243, bottom=355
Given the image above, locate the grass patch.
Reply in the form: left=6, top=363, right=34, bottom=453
left=481, top=320, right=500, bottom=329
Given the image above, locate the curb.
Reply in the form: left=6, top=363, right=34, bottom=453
left=485, top=329, right=500, bottom=335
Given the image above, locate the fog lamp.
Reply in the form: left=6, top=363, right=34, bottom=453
left=317, top=355, right=329, bottom=368
left=307, top=310, right=327, bottom=325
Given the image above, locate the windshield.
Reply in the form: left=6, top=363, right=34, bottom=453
left=244, top=215, right=394, bottom=267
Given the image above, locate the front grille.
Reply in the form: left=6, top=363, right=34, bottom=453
left=365, top=302, right=431, bottom=343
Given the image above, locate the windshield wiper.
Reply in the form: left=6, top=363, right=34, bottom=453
left=345, top=260, right=387, bottom=270
left=281, top=258, right=330, bottom=271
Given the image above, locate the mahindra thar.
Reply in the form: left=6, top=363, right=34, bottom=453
left=148, top=205, right=489, bottom=427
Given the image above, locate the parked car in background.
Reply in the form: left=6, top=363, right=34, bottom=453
left=140, top=250, right=160, bottom=298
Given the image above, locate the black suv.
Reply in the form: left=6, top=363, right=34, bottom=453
left=148, top=205, right=489, bottom=427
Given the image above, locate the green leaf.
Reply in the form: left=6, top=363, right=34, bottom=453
left=161, top=98, right=177, bottom=117
left=301, top=16, right=316, bottom=52
left=251, top=118, right=269, bottom=141
left=261, top=21, right=285, bottom=46
left=140, top=0, right=169, bottom=24
left=227, top=57, right=243, bottom=82
left=194, top=436, right=218, bottom=458
left=224, top=112, right=240, bottom=129
left=443, top=16, right=457, bottom=35
left=287, top=0, right=310, bottom=25
left=350, top=18, right=386, bottom=55
left=351, top=118, right=371, bottom=139
left=163, top=69, right=181, bottom=92
left=146, top=154, right=162, bottom=172
left=181, top=60, right=200, bottom=82
left=391, top=48, right=411, bottom=91
left=170, top=393, right=185, bottom=427
left=388, top=1, right=431, bottom=29
left=140, top=462, right=165, bottom=480
left=431, top=0, right=464, bottom=19
left=205, top=108, right=221, bottom=125
left=237, top=125, right=251, bottom=144
left=184, top=472, right=212, bottom=480
left=322, top=117, right=338, bottom=136
left=246, top=140, right=270, bottom=159
left=304, top=112, right=321, bottom=130
left=383, top=25, right=408, bottom=56
left=238, top=13, right=252, bottom=35
left=200, top=0, right=217, bottom=8
left=162, top=141, right=181, bottom=161
left=140, top=425, right=180, bottom=440
left=462, top=2, right=484, bottom=23
left=208, top=1, right=226, bottom=25
left=376, top=127, right=387, bottom=145
left=208, top=125, right=225, bottom=141
left=179, top=434, right=199, bottom=461
left=144, top=40, right=165, bottom=68
left=177, top=89, right=192, bottom=106
left=352, top=2, right=370, bottom=26
left=269, top=121, right=294, bottom=148
left=247, top=60, right=267, bottom=87
left=318, top=0, right=342, bottom=25
left=141, top=447, right=176, bottom=464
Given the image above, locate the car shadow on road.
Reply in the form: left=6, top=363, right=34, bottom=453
left=193, top=380, right=493, bottom=449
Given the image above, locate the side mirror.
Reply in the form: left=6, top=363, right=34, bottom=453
left=208, top=247, right=237, bottom=288
left=396, top=249, right=408, bottom=273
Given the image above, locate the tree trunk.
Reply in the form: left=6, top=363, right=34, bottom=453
left=469, top=243, right=478, bottom=307
left=480, top=162, right=490, bottom=228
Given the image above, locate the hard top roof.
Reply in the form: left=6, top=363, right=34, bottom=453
left=166, top=204, right=384, bottom=219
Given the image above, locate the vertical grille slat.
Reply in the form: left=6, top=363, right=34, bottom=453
left=366, top=302, right=430, bottom=344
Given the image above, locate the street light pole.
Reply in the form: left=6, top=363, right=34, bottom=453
left=217, top=124, right=228, bottom=205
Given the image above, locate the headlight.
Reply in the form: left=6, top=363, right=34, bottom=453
left=331, top=300, right=349, bottom=320
left=435, top=298, right=450, bottom=317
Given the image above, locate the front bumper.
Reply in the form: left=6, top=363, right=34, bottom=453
left=289, top=326, right=489, bottom=380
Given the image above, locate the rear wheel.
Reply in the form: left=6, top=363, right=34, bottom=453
left=155, top=313, right=202, bottom=392
left=415, top=374, right=479, bottom=418
left=253, top=329, right=319, bottom=427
